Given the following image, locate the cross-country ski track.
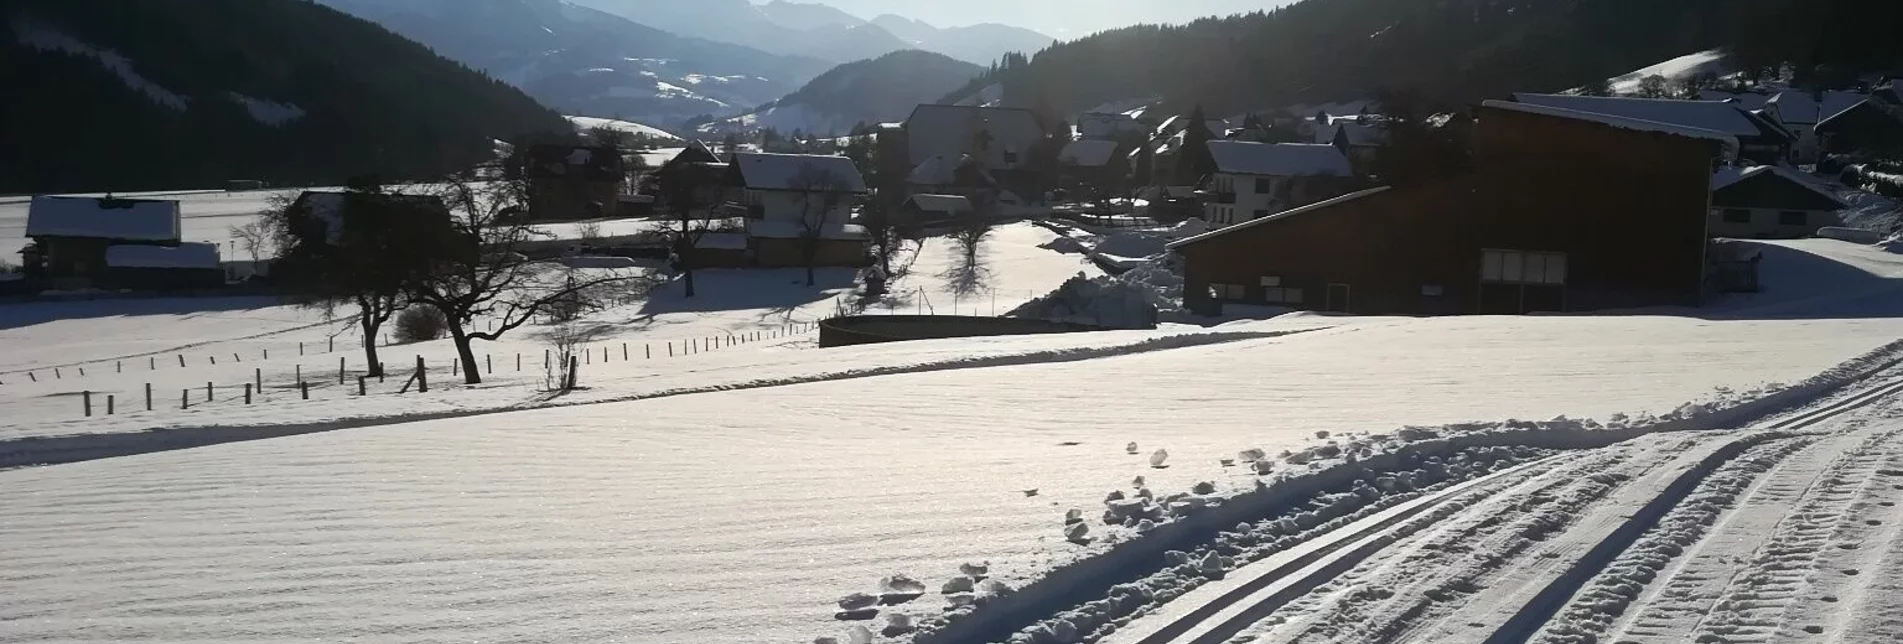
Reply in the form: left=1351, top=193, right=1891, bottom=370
left=1088, top=367, right=1903, bottom=644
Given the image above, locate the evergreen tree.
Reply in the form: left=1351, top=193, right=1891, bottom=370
left=1175, top=105, right=1217, bottom=186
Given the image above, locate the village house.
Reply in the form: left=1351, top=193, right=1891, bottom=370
left=1512, top=93, right=1792, bottom=164
left=1708, top=165, right=1850, bottom=238
left=522, top=143, right=625, bottom=221
left=1199, top=141, right=1356, bottom=228
left=1702, top=89, right=1869, bottom=163
left=1313, top=115, right=1388, bottom=169
left=22, top=195, right=192, bottom=286
left=1172, top=100, right=1731, bottom=316
left=103, top=243, right=224, bottom=290
left=722, top=152, right=870, bottom=267
left=1057, top=139, right=1127, bottom=193
left=903, top=105, right=1045, bottom=200
left=897, top=194, right=974, bottom=226
left=1076, top=112, right=1147, bottom=140
left=1815, top=100, right=1903, bottom=156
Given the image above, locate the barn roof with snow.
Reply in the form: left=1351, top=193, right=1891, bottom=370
left=903, top=105, right=1044, bottom=168
left=1711, top=165, right=1850, bottom=210
left=1482, top=100, right=1740, bottom=149
left=903, top=194, right=973, bottom=214
left=1206, top=142, right=1353, bottom=177
left=1510, top=93, right=1777, bottom=139
left=1059, top=140, right=1120, bottom=167
left=728, top=153, right=867, bottom=193
left=1167, top=187, right=1392, bottom=249
left=26, top=196, right=181, bottom=242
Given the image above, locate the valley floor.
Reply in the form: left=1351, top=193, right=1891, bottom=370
left=4, top=234, right=1903, bottom=644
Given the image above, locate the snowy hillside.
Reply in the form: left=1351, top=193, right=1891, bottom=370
left=702, top=50, right=981, bottom=136
left=566, top=115, right=682, bottom=142
left=1600, top=49, right=1732, bottom=95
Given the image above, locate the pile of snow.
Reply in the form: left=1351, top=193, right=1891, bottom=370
left=1006, top=271, right=1162, bottom=329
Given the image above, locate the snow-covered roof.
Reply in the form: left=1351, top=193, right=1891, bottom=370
left=1206, top=141, right=1352, bottom=177
left=1710, top=165, right=1851, bottom=208
left=745, top=220, right=868, bottom=240
left=1059, top=140, right=1120, bottom=167
left=907, top=155, right=958, bottom=186
left=904, top=104, right=1044, bottom=167
left=1482, top=100, right=1740, bottom=149
left=1316, top=119, right=1388, bottom=147
left=1511, top=93, right=1770, bottom=138
left=1759, top=90, right=1868, bottom=126
left=556, top=256, right=644, bottom=269
left=904, top=194, right=973, bottom=214
left=26, top=196, right=180, bottom=241
left=1168, top=187, right=1392, bottom=249
left=1815, top=100, right=1880, bottom=130
left=729, top=153, right=867, bottom=192
left=104, top=242, right=219, bottom=269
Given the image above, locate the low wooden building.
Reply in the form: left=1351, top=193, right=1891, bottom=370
left=1708, top=165, right=1849, bottom=238
left=723, top=152, right=870, bottom=267
left=23, top=196, right=183, bottom=284
left=1816, top=100, right=1903, bottom=156
left=1171, top=182, right=1474, bottom=316
left=104, top=242, right=223, bottom=290
left=1172, top=100, right=1732, bottom=316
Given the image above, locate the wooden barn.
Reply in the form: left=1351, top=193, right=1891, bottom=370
left=1172, top=99, right=1732, bottom=316
left=23, top=196, right=183, bottom=285
left=1708, top=165, right=1849, bottom=239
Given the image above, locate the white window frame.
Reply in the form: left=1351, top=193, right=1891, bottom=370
left=1481, top=249, right=1566, bottom=286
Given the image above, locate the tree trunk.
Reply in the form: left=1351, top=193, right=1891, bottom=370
left=448, top=324, right=481, bottom=385
left=803, top=239, right=817, bottom=286
left=683, top=262, right=697, bottom=298
left=361, top=316, right=384, bottom=378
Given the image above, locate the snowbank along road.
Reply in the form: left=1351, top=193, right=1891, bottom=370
left=1058, top=360, right=1903, bottom=644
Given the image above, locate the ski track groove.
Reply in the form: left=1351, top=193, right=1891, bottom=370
left=1253, top=446, right=1654, bottom=644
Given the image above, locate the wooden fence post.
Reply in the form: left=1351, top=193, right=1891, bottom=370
left=486, top=354, right=493, bottom=375
left=453, top=359, right=460, bottom=376
left=517, top=353, right=522, bottom=372
left=646, top=344, right=651, bottom=359
left=27, top=372, right=34, bottom=382
left=416, top=356, right=428, bottom=393
left=567, top=355, right=579, bottom=390
left=54, top=367, right=61, bottom=379
left=301, top=381, right=310, bottom=400
left=296, top=364, right=302, bottom=382
left=299, top=342, right=305, bottom=356
left=329, top=336, right=335, bottom=352
left=233, top=352, right=241, bottom=363
left=107, top=394, right=114, bottom=415
left=622, top=343, right=628, bottom=361
left=182, top=389, right=189, bottom=410
left=116, top=360, right=122, bottom=373
left=145, top=383, right=152, bottom=411
left=338, top=357, right=345, bottom=384
left=178, top=354, right=185, bottom=367
left=150, top=356, right=155, bottom=370
left=358, top=376, right=367, bottom=396
left=263, top=349, right=269, bottom=360
left=83, top=390, right=91, bottom=417
left=206, top=382, right=213, bottom=401
left=244, top=384, right=253, bottom=405
left=254, top=368, right=262, bottom=392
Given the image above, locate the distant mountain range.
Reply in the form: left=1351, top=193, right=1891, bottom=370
left=702, top=50, right=983, bottom=136
left=4, top=0, right=569, bottom=193
left=314, top=0, right=834, bottom=127
left=567, top=0, right=1057, bottom=66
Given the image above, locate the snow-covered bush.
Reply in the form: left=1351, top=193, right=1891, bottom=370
left=393, top=305, right=447, bottom=343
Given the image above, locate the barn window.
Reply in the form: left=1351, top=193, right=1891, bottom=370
left=1778, top=211, right=1808, bottom=226
left=1482, top=250, right=1567, bottom=285
left=1260, top=276, right=1282, bottom=287
left=1722, top=209, right=1751, bottom=223
left=1209, top=284, right=1247, bottom=300
left=1265, top=288, right=1304, bottom=304
left=1421, top=284, right=1445, bottom=297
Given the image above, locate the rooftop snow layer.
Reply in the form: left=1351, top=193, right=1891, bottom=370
left=104, top=242, right=219, bottom=269
left=906, top=194, right=974, bottom=214
left=1483, top=100, right=1740, bottom=150
left=1711, top=165, right=1852, bottom=208
left=1168, top=187, right=1391, bottom=249
left=1206, top=142, right=1352, bottom=177
left=745, top=219, right=867, bottom=240
left=730, top=153, right=868, bottom=192
left=25, top=196, right=181, bottom=241
left=1511, top=93, right=1768, bottom=137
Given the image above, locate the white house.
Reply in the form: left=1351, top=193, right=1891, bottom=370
left=1703, top=90, right=1871, bottom=163
left=1201, top=142, right=1355, bottom=228
left=724, top=152, right=870, bottom=266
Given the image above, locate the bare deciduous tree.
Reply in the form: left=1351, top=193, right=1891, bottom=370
left=266, top=188, right=435, bottom=377
left=413, top=175, right=637, bottom=385
left=790, top=165, right=851, bottom=287
left=654, top=158, right=725, bottom=297
left=228, top=220, right=270, bottom=266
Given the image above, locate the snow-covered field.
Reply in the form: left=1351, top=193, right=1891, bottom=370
left=567, top=115, right=683, bottom=142
left=5, top=229, right=1903, bottom=643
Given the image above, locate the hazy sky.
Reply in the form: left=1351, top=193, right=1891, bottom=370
left=790, top=1, right=1295, bottom=38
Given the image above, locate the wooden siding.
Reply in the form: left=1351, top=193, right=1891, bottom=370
left=1472, top=105, right=1717, bottom=311
left=1178, top=180, right=1475, bottom=316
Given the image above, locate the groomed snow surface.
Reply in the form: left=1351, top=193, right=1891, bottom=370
left=6, top=233, right=1903, bottom=643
